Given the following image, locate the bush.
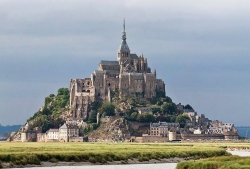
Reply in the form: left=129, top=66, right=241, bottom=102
left=88, top=156, right=97, bottom=163
left=57, top=88, right=69, bottom=96
left=92, top=123, right=99, bottom=130
left=137, top=113, right=155, bottom=122
left=98, top=102, right=115, bottom=116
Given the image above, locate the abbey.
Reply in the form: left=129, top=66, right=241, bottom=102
left=69, top=19, right=165, bottom=120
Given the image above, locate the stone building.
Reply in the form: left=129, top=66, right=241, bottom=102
left=46, top=129, right=59, bottom=141
left=69, top=19, right=166, bottom=120
left=20, top=123, right=37, bottom=142
left=58, top=123, right=79, bottom=142
left=150, top=122, right=180, bottom=136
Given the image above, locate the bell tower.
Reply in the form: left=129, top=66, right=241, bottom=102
left=117, top=17, right=130, bottom=64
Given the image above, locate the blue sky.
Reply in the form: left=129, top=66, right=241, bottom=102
left=0, top=0, right=250, bottom=126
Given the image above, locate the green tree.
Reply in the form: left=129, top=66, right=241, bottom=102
left=156, top=115, right=171, bottom=122
left=89, top=111, right=98, bottom=123
left=149, top=97, right=159, bottom=105
left=98, top=102, right=115, bottom=116
left=41, top=107, right=51, bottom=115
left=163, top=96, right=172, bottom=103
left=91, top=101, right=102, bottom=111
left=137, top=113, right=155, bottom=122
left=161, top=102, right=177, bottom=115
left=130, top=112, right=138, bottom=120
left=45, top=96, right=53, bottom=106
left=184, top=104, right=193, bottom=110
left=156, top=101, right=163, bottom=106
left=176, top=114, right=189, bottom=128
left=170, top=116, right=176, bottom=122
left=57, top=88, right=69, bottom=96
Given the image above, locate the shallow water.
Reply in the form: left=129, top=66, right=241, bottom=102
left=227, top=150, right=250, bottom=157
left=12, top=163, right=177, bottom=169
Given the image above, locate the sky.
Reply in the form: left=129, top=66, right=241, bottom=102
left=0, top=0, right=250, bottom=126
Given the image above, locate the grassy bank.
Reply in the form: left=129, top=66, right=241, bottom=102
left=176, top=156, right=250, bottom=169
left=0, top=142, right=228, bottom=167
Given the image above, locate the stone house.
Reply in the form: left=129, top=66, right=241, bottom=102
left=59, top=123, right=79, bottom=142
left=46, top=129, right=59, bottom=141
left=150, top=122, right=179, bottom=136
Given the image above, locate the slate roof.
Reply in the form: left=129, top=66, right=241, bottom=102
left=59, top=123, right=78, bottom=129
left=138, top=107, right=152, bottom=111
left=151, top=122, right=180, bottom=128
left=119, top=40, right=130, bottom=51
left=99, top=60, right=119, bottom=66
left=130, top=54, right=138, bottom=59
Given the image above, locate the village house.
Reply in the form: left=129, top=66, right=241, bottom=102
left=46, top=129, right=59, bottom=141
left=150, top=122, right=180, bottom=136
left=58, top=123, right=80, bottom=142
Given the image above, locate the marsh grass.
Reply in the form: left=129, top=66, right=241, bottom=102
left=0, top=142, right=230, bottom=166
left=176, top=156, right=250, bottom=169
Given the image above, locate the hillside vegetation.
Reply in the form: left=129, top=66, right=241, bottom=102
left=27, top=88, right=69, bottom=132
left=23, top=87, right=193, bottom=136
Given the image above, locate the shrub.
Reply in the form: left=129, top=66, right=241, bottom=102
left=88, top=156, right=97, bottom=163
left=98, top=102, right=115, bottom=116
left=57, top=88, right=69, bottom=96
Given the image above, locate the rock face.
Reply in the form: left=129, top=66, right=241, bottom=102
left=88, top=116, right=149, bottom=142
left=69, top=19, right=165, bottom=121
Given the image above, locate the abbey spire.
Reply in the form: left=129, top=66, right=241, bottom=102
left=118, top=17, right=130, bottom=63
left=122, top=17, right=126, bottom=41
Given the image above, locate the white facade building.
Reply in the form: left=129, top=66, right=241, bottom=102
left=47, top=129, right=59, bottom=140
left=58, top=123, right=79, bottom=142
left=150, top=122, right=179, bottom=136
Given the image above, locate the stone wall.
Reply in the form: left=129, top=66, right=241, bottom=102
left=69, top=137, right=83, bottom=142
left=142, top=135, right=167, bottom=142
left=181, top=134, right=224, bottom=140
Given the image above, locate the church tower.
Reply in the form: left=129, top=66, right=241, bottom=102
left=117, top=18, right=130, bottom=64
